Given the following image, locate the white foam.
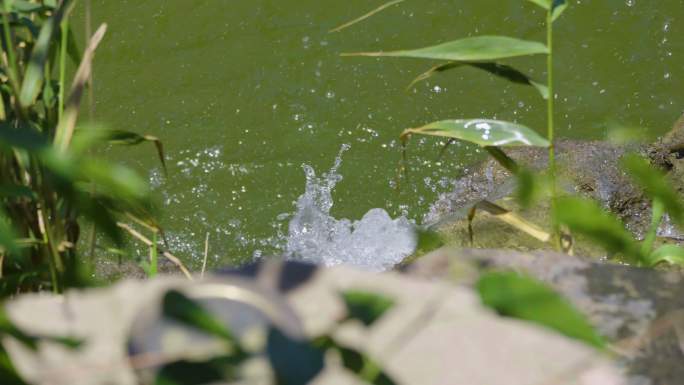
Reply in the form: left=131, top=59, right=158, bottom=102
left=285, top=145, right=417, bottom=271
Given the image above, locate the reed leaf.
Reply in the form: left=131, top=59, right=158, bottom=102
left=646, top=245, right=684, bottom=267
left=343, top=36, right=548, bottom=62
left=408, top=61, right=548, bottom=99
left=401, top=119, right=549, bottom=147
left=330, top=0, right=405, bottom=33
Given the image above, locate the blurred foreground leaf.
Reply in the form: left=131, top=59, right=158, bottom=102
left=477, top=271, right=604, bottom=348
left=341, top=290, right=395, bottom=326
left=316, top=336, right=397, bottom=385
left=622, top=154, right=684, bottom=227
left=344, top=36, right=548, bottom=61
left=646, top=245, right=684, bottom=267
left=162, top=290, right=236, bottom=343
left=555, top=197, right=644, bottom=264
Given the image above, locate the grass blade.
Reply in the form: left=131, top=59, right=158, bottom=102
left=343, top=36, right=548, bottom=62
left=408, top=61, right=548, bottom=99
left=330, top=0, right=405, bottom=33
left=54, top=23, right=107, bottom=152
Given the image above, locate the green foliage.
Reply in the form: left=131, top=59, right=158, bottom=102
left=555, top=197, right=645, bottom=263
left=477, top=271, right=605, bottom=349
left=0, top=1, right=164, bottom=294
left=341, top=290, right=395, bottom=326
left=162, top=290, right=238, bottom=343
left=622, top=154, right=684, bottom=226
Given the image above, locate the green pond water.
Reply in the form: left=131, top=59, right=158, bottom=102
left=79, top=0, right=684, bottom=268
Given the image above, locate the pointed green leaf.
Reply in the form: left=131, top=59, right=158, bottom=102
left=19, top=1, right=72, bottom=107
left=162, top=290, right=237, bottom=343
left=408, top=61, right=548, bottom=99
left=477, top=271, right=604, bottom=348
left=551, top=0, right=568, bottom=21
left=555, top=197, right=644, bottom=263
left=622, top=154, right=684, bottom=227
left=315, top=336, right=398, bottom=385
left=526, top=0, right=552, bottom=9
left=341, top=290, right=395, bottom=327
left=344, top=36, right=548, bottom=62
left=402, top=119, right=549, bottom=147
left=526, top=0, right=567, bottom=21
left=647, top=245, right=684, bottom=267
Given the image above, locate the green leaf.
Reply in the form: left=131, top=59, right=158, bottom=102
left=19, top=1, right=72, bottom=107
left=555, top=197, right=644, bottom=263
left=622, top=154, right=684, bottom=227
left=477, top=271, right=604, bottom=348
left=315, top=336, right=397, bottom=385
left=0, top=209, right=18, bottom=254
left=73, top=128, right=167, bottom=174
left=402, top=119, right=550, bottom=148
left=408, top=62, right=548, bottom=99
left=162, top=290, right=237, bottom=343
left=11, top=0, right=47, bottom=13
left=526, top=0, right=567, bottom=21
left=344, top=36, right=548, bottom=62
left=646, top=245, right=684, bottom=267
left=341, top=290, right=395, bottom=326
left=155, top=356, right=244, bottom=385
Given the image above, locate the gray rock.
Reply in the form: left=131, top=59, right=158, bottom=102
left=3, top=260, right=624, bottom=385
left=404, top=248, right=684, bottom=385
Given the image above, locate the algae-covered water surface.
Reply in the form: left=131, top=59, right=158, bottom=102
left=80, top=0, right=684, bottom=267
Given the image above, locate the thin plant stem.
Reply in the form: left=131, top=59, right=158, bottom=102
left=546, top=9, right=559, bottom=249
left=149, top=230, right=158, bottom=277
left=641, top=199, right=664, bottom=257
left=1, top=6, right=22, bottom=108
left=58, top=19, right=69, bottom=119
left=201, top=232, right=209, bottom=278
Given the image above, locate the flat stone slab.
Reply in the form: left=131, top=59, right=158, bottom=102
left=3, top=261, right=623, bottom=385
left=404, top=248, right=684, bottom=385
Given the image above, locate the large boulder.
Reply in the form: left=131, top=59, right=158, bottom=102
left=404, top=247, right=684, bottom=385
left=2, top=260, right=622, bottom=385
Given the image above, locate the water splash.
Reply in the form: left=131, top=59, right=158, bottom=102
left=285, top=145, right=417, bottom=271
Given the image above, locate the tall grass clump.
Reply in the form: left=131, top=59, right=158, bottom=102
left=0, top=0, right=163, bottom=295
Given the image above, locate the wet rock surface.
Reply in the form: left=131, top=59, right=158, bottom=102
left=426, top=115, right=684, bottom=252
left=403, top=248, right=684, bottom=385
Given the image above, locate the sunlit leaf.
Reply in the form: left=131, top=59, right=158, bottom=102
left=344, top=36, right=548, bottom=62
left=477, top=271, right=604, bottom=348
left=162, top=290, right=237, bottom=343
left=646, top=245, right=684, bottom=267
left=341, top=290, right=395, bottom=327
left=401, top=119, right=549, bottom=148
left=622, top=154, right=684, bottom=227
left=555, top=197, right=644, bottom=263
left=408, top=62, right=548, bottom=99
left=330, top=0, right=405, bottom=33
